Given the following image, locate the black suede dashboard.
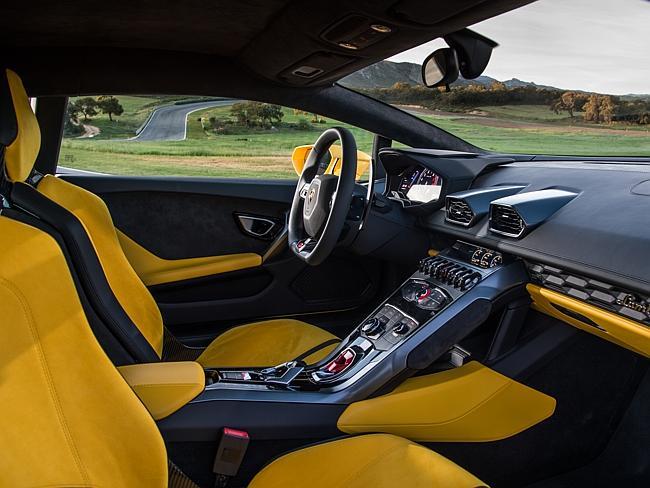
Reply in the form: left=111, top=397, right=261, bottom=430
left=422, top=160, right=650, bottom=296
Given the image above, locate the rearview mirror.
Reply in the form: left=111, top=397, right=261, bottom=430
left=421, top=48, right=459, bottom=88
left=291, top=144, right=371, bottom=180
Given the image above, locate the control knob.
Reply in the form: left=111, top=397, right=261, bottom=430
left=361, top=318, right=385, bottom=337
left=392, top=322, right=410, bottom=335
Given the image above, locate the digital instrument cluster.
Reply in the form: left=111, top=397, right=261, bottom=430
left=398, top=165, right=441, bottom=194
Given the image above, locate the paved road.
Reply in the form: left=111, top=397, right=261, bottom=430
left=133, top=99, right=234, bottom=141
left=57, top=166, right=106, bottom=176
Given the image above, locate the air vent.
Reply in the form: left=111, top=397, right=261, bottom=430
left=490, top=204, right=525, bottom=237
left=444, top=186, right=525, bottom=228
left=446, top=197, right=474, bottom=226
left=489, top=189, right=578, bottom=238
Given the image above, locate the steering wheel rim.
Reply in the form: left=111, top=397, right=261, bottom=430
left=288, top=127, right=357, bottom=266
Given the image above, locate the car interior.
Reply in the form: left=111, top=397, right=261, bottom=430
left=1, top=1, right=649, bottom=487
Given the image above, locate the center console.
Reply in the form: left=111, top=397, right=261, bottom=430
left=160, top=241, right=529, bottom=443
left=204, top=241, right=510, bottom=392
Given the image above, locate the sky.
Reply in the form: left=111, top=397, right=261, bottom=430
left=389, top=0, right=650, bottom=95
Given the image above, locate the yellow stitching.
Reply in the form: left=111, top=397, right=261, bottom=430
left=0, top=277, right=91, bottom=485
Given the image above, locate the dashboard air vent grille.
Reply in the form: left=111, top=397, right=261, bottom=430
left=446, top=198, right=475, bottom=226
left=490, top=204, right=525, bottom=237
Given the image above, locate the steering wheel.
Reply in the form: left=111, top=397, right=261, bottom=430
left=288, top=127, right=357, bottom=266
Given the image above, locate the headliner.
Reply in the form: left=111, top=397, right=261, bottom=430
left=3, top=0, right=536, bottom=90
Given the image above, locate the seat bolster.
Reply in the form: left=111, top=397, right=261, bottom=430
left=3, top=69, right=41, bottom=182
left=249, top=434, right=488, bottom=488
left=197, top=319, right=339, bottom=368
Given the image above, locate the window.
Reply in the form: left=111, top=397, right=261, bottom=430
left=58, top=96, right=373, bottom=178
left=341, top=0, right=650, bottom=157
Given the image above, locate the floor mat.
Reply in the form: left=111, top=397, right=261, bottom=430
left=527, top=367, right=650, bottom=488
left=426, top=315, right=648, bottom=487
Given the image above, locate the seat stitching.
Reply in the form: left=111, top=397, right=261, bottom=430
left=0, top=277, right=91, bottom=485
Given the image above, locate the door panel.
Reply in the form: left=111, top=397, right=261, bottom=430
left=62, top=175, right=384, bottom=343
left=101, top=189, right=289, bottom=259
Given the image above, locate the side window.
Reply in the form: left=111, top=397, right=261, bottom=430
left=58, top=96, right=373, bottom=179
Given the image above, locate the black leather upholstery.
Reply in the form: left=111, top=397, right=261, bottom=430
left=0, top=69, right=18, bottom=148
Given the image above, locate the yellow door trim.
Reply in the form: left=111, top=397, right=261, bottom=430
left=527, top=284, right=650, bottom=357
left=338, top=361, right=555, bottom=442
left=117, top=230, right=262, bottom=286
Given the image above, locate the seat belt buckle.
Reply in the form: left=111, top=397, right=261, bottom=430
left=213, top=427, right=250, bottom=482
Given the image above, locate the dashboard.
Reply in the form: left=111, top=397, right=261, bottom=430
left=378, top=148, right=650, bottom=298
left=375, top=146, right=650, bottom=361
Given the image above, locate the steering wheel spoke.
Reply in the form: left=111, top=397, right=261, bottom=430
left=299, top=183, right=310, bottom=199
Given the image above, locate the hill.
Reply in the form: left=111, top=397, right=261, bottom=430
left=339, top=60, right=544, bottom=90
left=340, top=60, right=649, bottom=99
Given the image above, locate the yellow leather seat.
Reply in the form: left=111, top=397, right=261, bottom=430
left=1, top=68, right=339, bottom=368
left=0, top=213, right=487, bottom=486
left=250, top=433, right=487, bottom=488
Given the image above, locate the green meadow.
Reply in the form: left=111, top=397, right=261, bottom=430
left=59, top=99, right=650, bottom=178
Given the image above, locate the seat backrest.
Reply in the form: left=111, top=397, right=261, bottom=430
left=0, top=214, right=167, bottom=486
left=2, top=68, right=164, bottom=359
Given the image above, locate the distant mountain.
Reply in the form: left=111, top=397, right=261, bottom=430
left=339, top=60, right=558, bottom=91
left=339, top=61, right=422, bottom=89
left=340, top=61, right=650, bottom=99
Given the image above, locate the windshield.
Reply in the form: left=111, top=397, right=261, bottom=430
left=341, top=0, right=650, bottom=157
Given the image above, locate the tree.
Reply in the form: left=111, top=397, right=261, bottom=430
left=257, top=104, right=283, bottom=127
left=230, top=101, right=254, bottom=127
left=96, top=95, right=124, bottom=121
left=582, top=94, right=601, bottom=123
left=582, top=94, right=617, bottom=124
left=599, top=95, right=616, bottom=124
left=71, top=97, right=99, bottom=121
left=63, top=102, right=84, bottom=136
left=550, top=91, right=590, bottom=118
left=230, top=101, right=284, bottom=128
left=66, top=100, right=81, bottom=124
left=490, top=81, right=507, bottom=91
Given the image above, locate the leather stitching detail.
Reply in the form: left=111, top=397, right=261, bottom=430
left=0, top=277, right=91, bottom=485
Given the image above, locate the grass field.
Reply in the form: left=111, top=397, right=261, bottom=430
left=59, top=100, right=650, bottom=178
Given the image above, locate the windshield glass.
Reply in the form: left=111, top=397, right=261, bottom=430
left=341, top=0, right=650, bottom=157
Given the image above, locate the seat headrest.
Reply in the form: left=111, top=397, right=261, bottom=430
left=0, top=69, right=41, bottom=182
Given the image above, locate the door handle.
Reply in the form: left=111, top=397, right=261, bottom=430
left=234, top=213, right=281, bottom=240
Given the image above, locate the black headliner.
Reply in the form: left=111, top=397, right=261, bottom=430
left=3, top=0, right=535, bottom=90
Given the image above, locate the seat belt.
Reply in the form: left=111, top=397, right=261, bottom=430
left=292, top=338, right=340, bottom=364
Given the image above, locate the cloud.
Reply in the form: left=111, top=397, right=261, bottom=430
left=389, top=0, right=650, bottom=94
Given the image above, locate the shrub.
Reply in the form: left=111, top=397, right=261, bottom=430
left=296, top=118, right=312, bottom=130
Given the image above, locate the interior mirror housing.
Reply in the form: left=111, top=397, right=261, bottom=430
left=444, top=28, right=498, bottom=80
left=421, top=48, right=459, bottom=88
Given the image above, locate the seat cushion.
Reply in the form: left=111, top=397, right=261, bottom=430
left=197, top=319, right=339, bottom=368
left=249, top=434, right=488, bottom=488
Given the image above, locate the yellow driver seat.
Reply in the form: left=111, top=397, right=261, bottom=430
left=1, top=68, right=339, bottom=368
